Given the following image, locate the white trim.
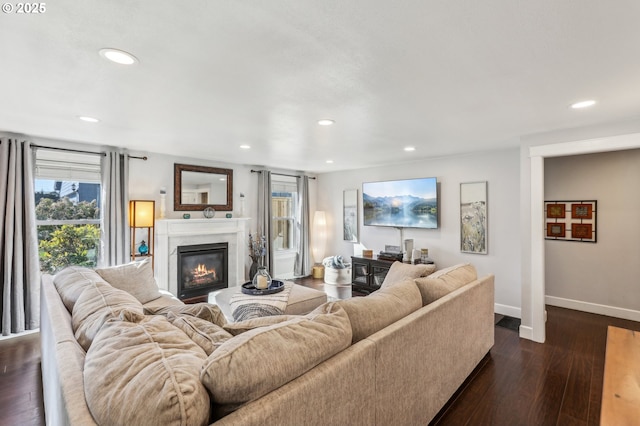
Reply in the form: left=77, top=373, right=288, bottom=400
left=155, top=218, right=251, bottom=295
left=528, top=131, right=640, bottom=343
left=518, top=325, right=533, bottom=340
left=494, top=303, right=521, bottom=319
left=0, top=328, right=39, bottom=341
left=546, top=296, right=640, bottom=322
left=529, top=155, right=546, bottom=343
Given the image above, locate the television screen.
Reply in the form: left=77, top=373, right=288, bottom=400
left=363, top=177, right=438, bottom=229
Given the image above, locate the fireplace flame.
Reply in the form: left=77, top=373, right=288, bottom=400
left=193, top=264, right=217, bottom=281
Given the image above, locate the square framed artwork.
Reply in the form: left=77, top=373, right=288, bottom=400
left=572, top=223, right=592, bottom=239
left=544, top=200, right=596, bottom=243
left=571, top=203, right=593, bottom=219
left=546, top=222, right=565, bottom=238
left=546, top=203, right=566, bottom=219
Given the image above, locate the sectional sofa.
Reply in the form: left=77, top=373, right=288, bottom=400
left=40, top=260, right=494, bottom=425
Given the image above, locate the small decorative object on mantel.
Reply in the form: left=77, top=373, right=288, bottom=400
left=226, top=213, right=232, bottom=218
left=203, top=207, right=215, bottom=218
left=239, top=192, right=245, bottom=217
left=544, top=200, right=597, bottom=242
left=183, top=213, right=190, bottom=219
left=159, top=187, right=167, bottom=219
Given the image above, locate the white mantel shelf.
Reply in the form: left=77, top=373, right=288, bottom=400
left=155, top=218, right=251, bottom=296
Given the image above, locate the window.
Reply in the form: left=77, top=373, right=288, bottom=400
left=271, top=178, right=298, bottom=251
left=34, top=150, right=102, bottom=274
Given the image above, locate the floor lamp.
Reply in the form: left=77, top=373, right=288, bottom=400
left=312, top=211, right=327, bottom=278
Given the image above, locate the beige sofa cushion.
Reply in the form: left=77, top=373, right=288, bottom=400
left=166, top=312, right=233, bottom=355
left=200, top=302, right=352, bottom=406
left=381, top=261, right=436, bottom=288
left=414, top=263, right=477, bottom=305
left=95, top=259, right=162, bottom=304
left=84, top=316, right=209, bottom=426
left=53, top=266, right=107, bottom=312
left=337, top=277, right=421, bottom=343
left=146, top=302, right=227, bottom=327
left=71, top=281, right=144, bottom=351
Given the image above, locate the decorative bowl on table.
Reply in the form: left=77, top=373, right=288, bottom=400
left=241, top=279, right=285, bottom=295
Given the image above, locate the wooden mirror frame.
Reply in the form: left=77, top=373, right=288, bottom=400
left=173, top=163, right=233, bottom=211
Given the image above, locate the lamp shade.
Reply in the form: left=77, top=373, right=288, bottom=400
left=129, top=200, right=155, bottom=227
left=312, top=210, right=327, bottom=263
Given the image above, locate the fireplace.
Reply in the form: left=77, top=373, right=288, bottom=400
left=177, top=242, right=228, bottom=300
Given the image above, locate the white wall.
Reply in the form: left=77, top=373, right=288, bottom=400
left=316, top=148, right=522, bottom=317
left=544, top=150, right=640, bottom=317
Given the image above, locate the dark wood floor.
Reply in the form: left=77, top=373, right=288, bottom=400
left=0, top=332, right=45, bottom=426
left=1, top=305, right=638, bottom=425
left=432, top=306, right=640, bottom=426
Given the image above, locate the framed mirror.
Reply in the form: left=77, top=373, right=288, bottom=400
left=174, top=163, right=233, bottom=211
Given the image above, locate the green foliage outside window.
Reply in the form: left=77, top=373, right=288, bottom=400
left=36, top=195, right=101, bottom=274
left=38, top=224, right=100, bottom=274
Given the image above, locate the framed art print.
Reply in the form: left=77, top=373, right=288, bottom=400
left=544, top=200, right=597, bottom=243
left=460, top=181, right=487, bottom=254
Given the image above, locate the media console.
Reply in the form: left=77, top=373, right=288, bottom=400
left=350, top=256, right=395, bottom=294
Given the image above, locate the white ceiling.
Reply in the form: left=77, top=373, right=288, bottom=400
left=1, top=1, right=639, bottom=173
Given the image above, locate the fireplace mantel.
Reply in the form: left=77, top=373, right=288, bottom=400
left=155, top=218, right=250, bottom=296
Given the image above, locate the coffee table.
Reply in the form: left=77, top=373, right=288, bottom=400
left=209, top=283, right=328, bottom=322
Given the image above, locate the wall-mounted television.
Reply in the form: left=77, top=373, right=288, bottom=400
left=363, top=177, right=438, bottom=229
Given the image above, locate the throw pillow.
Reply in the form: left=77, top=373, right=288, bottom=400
left=337, top=277, right=421, bottom=343
left=146, top=303, right=227, bottom=327
left=200, top=302, right=351, bottom=406
left=71, top=281, right=144, bottom=351
left=414, top=263, right=477, bottom=305
left=166, top=312, right=233, bottom=355
left=53, top=266, right=107, bottom=312
left=380, top=261, right=436, bottom=288
left=84, top=316, right=209, bottom=426
left=95, top=258, right=162, bottom=304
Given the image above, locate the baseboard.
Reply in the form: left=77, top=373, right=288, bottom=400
left=519, top=325, right=533, bottom=340
left=0, top=328, right=39, bottom=341
left=494, top=303, right=521, bottom=319
left=545, top=295, right=640, bottom=322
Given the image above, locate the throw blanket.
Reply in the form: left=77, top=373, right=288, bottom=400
left=229, top=282, right=293, bottom=322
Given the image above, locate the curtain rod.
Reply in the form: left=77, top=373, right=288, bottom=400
left=251, top=169, right=316, bottom=180
left=31, top=144, right=148, bottom=160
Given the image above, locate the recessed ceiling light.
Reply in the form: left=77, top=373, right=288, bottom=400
left=239, top=145, right=251, bottom=150
left=570, top=100, right=596, bottom=109
left=99, top=48, right=138, bottom=65
left=326, top=160, right=334, bottom=164
left=404, top=146, right=416, bottom=152
left=78, top=116, right=100, bottom=123
left=219, top=178, right=226, bottom=181
left=318, top=119, right=335, bottom=126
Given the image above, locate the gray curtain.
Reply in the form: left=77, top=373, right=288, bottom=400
left=294, top=175, right=311, bottom=276
left=99, top=150, right=129, bottom=267
left=257, top=170, right=273, bottom=272
left=0, top=138, right=40, bottom=335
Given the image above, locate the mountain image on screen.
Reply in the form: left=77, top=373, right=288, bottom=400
left=362, top=177, right=438, bottom=229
